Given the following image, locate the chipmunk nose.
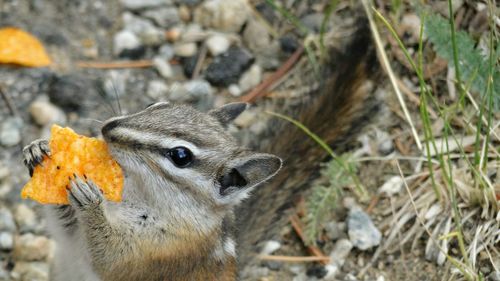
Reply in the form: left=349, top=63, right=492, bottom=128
left=101, top=119, right=121, bottom=139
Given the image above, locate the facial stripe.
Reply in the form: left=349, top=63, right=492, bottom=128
left=110, top=127, right=202, bottom=155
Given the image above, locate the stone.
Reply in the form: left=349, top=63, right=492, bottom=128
left=123, top=12, right=164, bottom=46
left=329, top=239, right=353, bottom=267
left=280, top=35, right=300, bottom=53
left=174, top=42, right=198, bottom=57
left=243, top=19, right=272, bottom=52
left=0, top=208, right=16, bottom=232
left=121, top=0, right=172, bottom=10
left=14, top=234, right=51, bottom=261
left=147, top=80, right=169, bottom=99
left=12, top=262, right=49, bottom=281
left=153, top=57, right=174, bottom=79
left=14, top=204, right=37, bottom=233
left=347, top=207, right=381, bottom=250
left=206, top=34, right=231, bottom=56
left=0, top=164, right=9, bottom=180
left=157, top=44, right=175, bottom=61
left=239, top=64, right=262, bottom=92
left=29, top=100, right=67, bottom=126
left=194, top=0, right=250, bottom=33
left=168, top=80, right=213, bottom=110
left=0, top=232, right=13, bottom=250
left=260, top=240, right=281, bottom=255
left=184, top=79, right=213, bottom=100
left=142, top=7, right=180, bottom=28
left=205, top=47, right=254, bottom=87
left=47, top=74, right=94, bottom=111
left=228, top=84, right=242, bottom=97
left=306, top=265, right=328, bottom=279
left=489, top=271, right=500, bottom=281
left=113, top=30, right=142, bottom=57
left=400, top=14, right=421, bottom=44
left=0, top=117, right=23, bottom=147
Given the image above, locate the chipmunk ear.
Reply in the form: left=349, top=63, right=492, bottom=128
left=209, top=103, right=249, bottom=127
left=218, top=152, right=282, bottom=204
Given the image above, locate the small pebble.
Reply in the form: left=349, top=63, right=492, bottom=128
left=113, top=30, right=142, bottom=57
left=123, top=12, right=164, bottom=46
left=12, top=262, right=49, bottom=281
left=14, top=234, right=52, bottom=261
left=0, top=232, right=14, bottom=251
left=14, top=204, right=37, bottom=233
left=205, top=47, right=254, bottom=87
left=157, top=44, right=175, bottom=61
left=0, top=208, right=16, bottom=232
left=0, top=117, right=23, bottom=147
left=239, top=64, right=262, bottom=92
left=174, top=42, right=198, bottom=57
left=153, top=57, right=174, bottom=79
left=194, top=0, right=250, bottom=33
left=206, top=34, right=231, bottom=56
left=329, top=239, right=353, bottom=267
left=0, top=164, right=10, bottom=181
left=228, top=84, right=242, bottom=97
left=347, top=207, right=381, bottom=250
left=29, top=100, right=67, bottom=126
left=260, top=240, right=281, bottom=255
left=243, top=19, right=272, bottom=52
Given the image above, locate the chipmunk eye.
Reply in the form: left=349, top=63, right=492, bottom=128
left=167, top=146, right=193, bottom=168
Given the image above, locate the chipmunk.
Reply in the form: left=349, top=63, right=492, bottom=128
left=22, top=18, right=381, bottom=281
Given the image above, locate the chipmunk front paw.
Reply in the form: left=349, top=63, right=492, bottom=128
left=23, top=139, right=50, bottom=176
left=68, top=176, right=104, bottom=210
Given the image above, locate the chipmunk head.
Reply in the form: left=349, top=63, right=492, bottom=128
left=101, top=102, right=282, bottom=211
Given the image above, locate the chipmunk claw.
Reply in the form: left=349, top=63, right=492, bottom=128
left=68, top=176, right=104, bottom=210
left=23, top=139, right=50, bottom=176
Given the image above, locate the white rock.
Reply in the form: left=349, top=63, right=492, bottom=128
left=113, top=30, right=142, bottom=56
left=153, top=57, right=174, bottom=79
left=0, top=117, right=22, bottom=147
left=206, top=34, right=230, bottom=56
left=173, top=42, right=197, bottom=57
left=347, top=207, right=381, bottom=250
left=194, top=0, right=250, bottom=32
left=378, top=176, right=403, bottom=196
left=0, top=164, right=9, bottom=180
left=243, top=19, right=272, bottom=51
left=0, top=232, right=13, bottom=250
left=123, top=12, right=164, bottom=46
left=184, top=79, right=212, bottom=98
left=228, top=84, right=242, bottom=97
left=329, top=239, right=353, bottom=267
left=12, top=262, right=49, bottom=281
left=260, top=240, right=281, bottom=255
left=29, top=100, right=66, bottom=126
left=157, top=44, right=175, bottom=60
left=14, top=204, right=37, bottom=232
left=147, top=80, right=169, bottom=99
left=0, top=208, right=16, bottom=232
left=14, top=234, right=52, bottom=261
left=239, top=64, right=262, bottom=92
left=120, top=0, right=171, bottom=10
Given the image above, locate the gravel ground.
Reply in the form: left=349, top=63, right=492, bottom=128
left=1, top=1, right=497, bottom=281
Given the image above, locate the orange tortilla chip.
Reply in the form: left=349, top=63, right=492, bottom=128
left=22, top=125, right=123, bottom=204
left=0, top=27, right=52, bottom=67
